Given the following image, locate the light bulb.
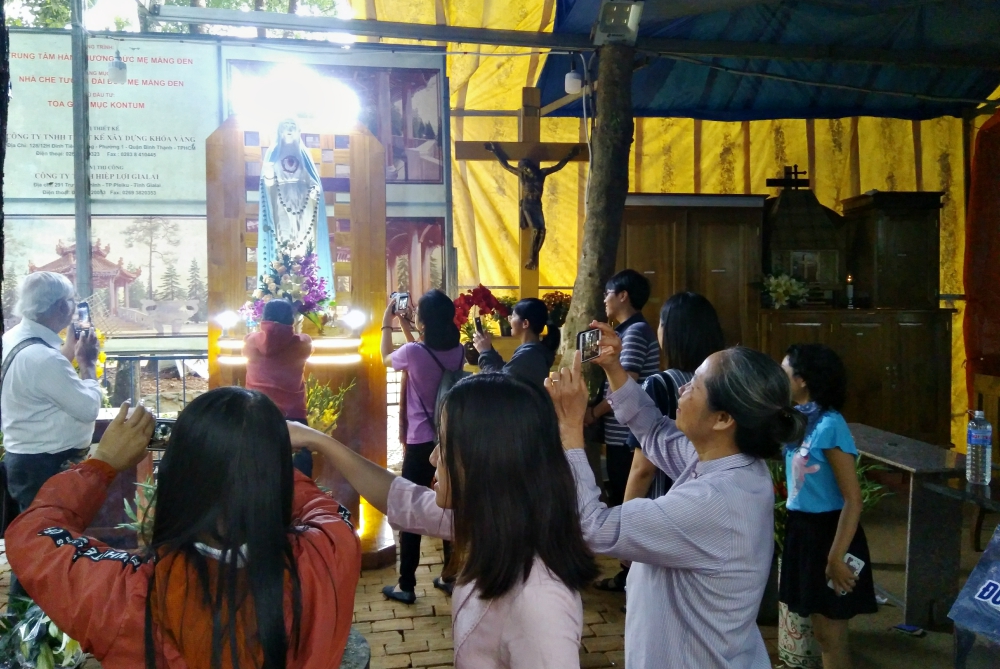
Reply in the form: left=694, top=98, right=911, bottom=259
left=565, top=69, right=583, bottom=95
left=215, top=311, right=240, bottom=331
left=109, top=49, right=127, bottom=84
left=340, top=309, right=366, bottom=331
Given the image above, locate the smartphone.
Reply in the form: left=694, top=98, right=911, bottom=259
left=74, top=301, right=91, bottom=337
left=576, top=328, right=602, bottom=363
left=391, top=292, right=410, bottom=313
left=474, top=316, right=484, bottom=334
left=827, top=552, right=865, bottom=595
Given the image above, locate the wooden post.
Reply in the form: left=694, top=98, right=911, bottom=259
left=519, top=88, right=541, bottom=300
left=560, top=44, right=635, bottom=354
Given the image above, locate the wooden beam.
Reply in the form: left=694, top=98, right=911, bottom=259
left=541, top=82, right=597, bottom=116
left=454, top=141, right=589, bottom=162
left=151, top=5, right=1000, bottom=71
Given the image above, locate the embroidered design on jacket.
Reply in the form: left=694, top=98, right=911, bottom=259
left=39, top=527, right=145, bottom=570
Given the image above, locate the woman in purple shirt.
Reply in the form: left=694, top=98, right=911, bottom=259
left=547, top=325, right=805, bottom=669
left=288, top=374, right=599, bottom=668
left=380, top=289, right=465, bottom=604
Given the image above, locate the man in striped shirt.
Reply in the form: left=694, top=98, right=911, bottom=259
left=584, top=269, right=660, bottom=507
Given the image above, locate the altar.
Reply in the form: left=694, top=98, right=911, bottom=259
left=206, top=115, right=394, bottom=567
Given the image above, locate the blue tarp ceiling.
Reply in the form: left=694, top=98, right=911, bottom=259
left=536, top=0, right=1000, bottom=120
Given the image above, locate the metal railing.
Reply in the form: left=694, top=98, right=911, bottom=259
left=102, top=352, right=209, bottom=417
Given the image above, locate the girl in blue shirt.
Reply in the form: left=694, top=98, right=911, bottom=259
left=780, top=344, right=878, bottom=669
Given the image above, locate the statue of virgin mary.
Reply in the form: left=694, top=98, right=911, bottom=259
left=257, top=118, right=335, bottom=292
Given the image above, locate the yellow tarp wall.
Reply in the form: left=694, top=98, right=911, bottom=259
left=350, top=0, right=979, bottom=447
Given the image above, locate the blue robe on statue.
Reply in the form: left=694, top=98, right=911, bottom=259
left=256, top=124, right=335, bottom=295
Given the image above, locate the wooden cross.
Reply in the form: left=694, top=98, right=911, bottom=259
left=455, top=87, right=589, bottom=299
left=766, top=164, right=811, bottom=190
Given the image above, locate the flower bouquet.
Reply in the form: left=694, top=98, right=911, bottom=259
left=306, top=375, right=356, bottom=436
left=541, top=291, right=572, bottom=328
left=240, top=241, right=332, bottom=333
left=453, top=285, right=510, bottom=364
left=0, top=597, right=86, bottom=669
left=762, top=274, right=809, bottom=309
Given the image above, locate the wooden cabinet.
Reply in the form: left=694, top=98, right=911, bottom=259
left=761, top=309, right=952, bottom=445
left=842, top=192, right=943, bottom=309
left=619, top=194, right=767, bottom=349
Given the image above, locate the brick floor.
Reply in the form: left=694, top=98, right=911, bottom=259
left=358, top=537, right=782, bottom=669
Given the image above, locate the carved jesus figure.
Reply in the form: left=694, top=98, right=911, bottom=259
left=486, top=141, right=580, bottom=270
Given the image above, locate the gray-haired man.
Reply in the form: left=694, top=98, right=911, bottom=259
left=1, top=272, right=102, bottom=597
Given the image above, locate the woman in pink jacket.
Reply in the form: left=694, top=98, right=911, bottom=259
left=289, top=373, right=599, bottom=668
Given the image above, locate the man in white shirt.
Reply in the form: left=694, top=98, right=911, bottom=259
left=1, top=272, right=102, bottom=597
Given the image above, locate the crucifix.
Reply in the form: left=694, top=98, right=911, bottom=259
left=455, top=87, right=589, bottom=298
left=766, top=164, right=811, bottom=190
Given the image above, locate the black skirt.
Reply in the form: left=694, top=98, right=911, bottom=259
left=779, top=509, right=879, bottom=620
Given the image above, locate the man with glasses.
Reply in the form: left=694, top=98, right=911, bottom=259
left=1, top=272, right=102, bottom=598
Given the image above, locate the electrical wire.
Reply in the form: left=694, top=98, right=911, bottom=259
left=580, top=52, right=594, bottom=219
left=659, top=52, right=998, bottom=107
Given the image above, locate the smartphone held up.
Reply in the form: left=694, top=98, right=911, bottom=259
left=74, top=301, right=92, bottom=337
left=577, top=328, right=601, bottom=363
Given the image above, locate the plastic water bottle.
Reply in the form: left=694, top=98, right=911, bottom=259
left=966, top=411, right=993, bottom=485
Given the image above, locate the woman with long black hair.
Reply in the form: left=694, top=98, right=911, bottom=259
left=6, top=390, right=361, bottom=669
left=472, top=297, right=560, bottom=387
left=380, top=288, right=465, bottom=602
left=289, top=373, right=600, bottom=668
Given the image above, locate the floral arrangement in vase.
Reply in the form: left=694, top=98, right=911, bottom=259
left=542, top=291, right=572, bottom=327
left=453, top=285, right=510, bottom=343
left=240, top=241, right=332, bottom=332
left=763, top=274, right=809, bottom=309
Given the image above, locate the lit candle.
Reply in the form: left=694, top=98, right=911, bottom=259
left=846, top=274, right=854, bottom=308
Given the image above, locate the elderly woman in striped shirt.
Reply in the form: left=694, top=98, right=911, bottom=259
left=547, top=324, right=805, bottom=669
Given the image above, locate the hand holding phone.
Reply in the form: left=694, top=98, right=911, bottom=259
left=390, top=292, right=410, bottom=314
left=827, top=553, right=865, bottom=596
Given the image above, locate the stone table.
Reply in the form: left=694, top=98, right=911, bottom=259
left=850, top=423, right=965, bottom=628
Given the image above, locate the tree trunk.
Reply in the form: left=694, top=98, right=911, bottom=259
left=560, top=44, right=635, bottom=365
left=255, top=0, right=266, bottom=38
left=189, top=0, right=204, bottom=34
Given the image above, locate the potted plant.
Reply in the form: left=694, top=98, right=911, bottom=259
left=497, top=296, right=517, bottom=336
left=762, top=274, right=809, bottom=309
left=240, top=241, right=333, bottom=335
left=541, top=291, right=572, bottom=328
left=453, top=285, right=510, bottom=365
left=770, top=459, right=890, bottom=667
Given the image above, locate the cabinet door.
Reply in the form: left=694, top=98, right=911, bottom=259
left=763, top=316, right=828, bottom=362
left=690, top=221, right=759, bottom=348
left=879, top=214, right=938, bottom=308
left=621, top=210, right=685, bottom=329
left=833, top=318, right=889, bottom=430
left=891, top=314, right=951, bottom=445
